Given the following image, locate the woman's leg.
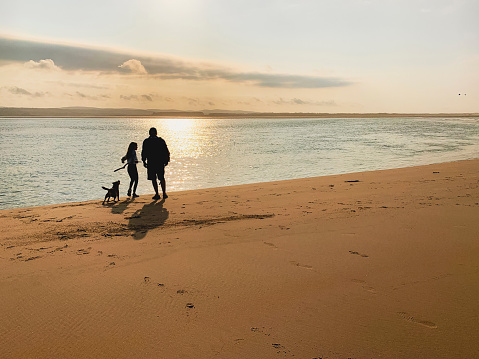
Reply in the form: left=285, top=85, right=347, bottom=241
left=128, top=179, right=134, bottom=196
left=130, top=165, right=139, bottom=196
left=127, top=165, right=136, bottom=196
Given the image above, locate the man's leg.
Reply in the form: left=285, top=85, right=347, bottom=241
left=159, top=178, right=167, bottom=199
left=151, top=180, right=159, bottom=196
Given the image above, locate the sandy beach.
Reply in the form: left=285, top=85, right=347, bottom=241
left=1, top=159, right=479, bottom=358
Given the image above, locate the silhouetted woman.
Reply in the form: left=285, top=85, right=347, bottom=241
left=122, top=142, right=139, bottom=197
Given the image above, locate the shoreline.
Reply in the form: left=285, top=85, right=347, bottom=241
left=2, top=158, right=478, bottom=212
left=1, top=159, right=479, bottom=358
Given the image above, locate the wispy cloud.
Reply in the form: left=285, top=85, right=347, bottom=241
left=47, top=80, right=108, bottom=89
left=120, top=94, right=139, bottom=101
left=273, top=97, right=337, bottom=106
left=120, top=93, right=155, bottom=102
left=65, top=91, right=110, bottom=100
left=0, top=36, right=351, bottom=89
left=4, top=86, right=47, bottom=97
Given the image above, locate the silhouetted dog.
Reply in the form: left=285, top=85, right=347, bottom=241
left=102, top=180, right=120, bottom=204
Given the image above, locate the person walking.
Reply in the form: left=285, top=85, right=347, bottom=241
left=121, top=142, right=139, bottom=198
left=142, top=127, right=170, bottom=200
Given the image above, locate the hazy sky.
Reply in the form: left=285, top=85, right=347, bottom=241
left=0, top=0, right=477, bottom=113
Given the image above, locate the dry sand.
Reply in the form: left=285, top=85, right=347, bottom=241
left=1, top=159, right=479, bottom=358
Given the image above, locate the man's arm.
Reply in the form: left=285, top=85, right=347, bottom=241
left=163, top=139, right=170, bottom=165
left=141, top=139, right=148, bottom=168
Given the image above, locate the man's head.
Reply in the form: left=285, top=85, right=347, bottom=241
left=149, top=127, right=157, bottom=136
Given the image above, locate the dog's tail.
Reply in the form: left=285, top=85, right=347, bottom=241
left=102, top=186, right=109, bottom=191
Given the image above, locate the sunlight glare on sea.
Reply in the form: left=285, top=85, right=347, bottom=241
left=1, top=116, right=478, bottom=210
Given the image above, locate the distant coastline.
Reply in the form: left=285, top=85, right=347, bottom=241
left=0, top=107, right=478, bottom=119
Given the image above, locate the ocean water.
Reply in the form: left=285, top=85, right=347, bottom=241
left=1, top=116, right=479, bottom=210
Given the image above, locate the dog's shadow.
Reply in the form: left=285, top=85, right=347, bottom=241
left=110, top=197, right=135, bottom=215
left=128, top=199, right=169, bottom=240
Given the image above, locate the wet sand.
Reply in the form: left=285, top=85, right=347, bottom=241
left=1, top=159, right=479, bottom=358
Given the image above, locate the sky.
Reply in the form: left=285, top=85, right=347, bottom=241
left=0, top=0, right=478, bottom=113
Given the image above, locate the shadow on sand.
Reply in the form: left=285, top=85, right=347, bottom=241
left=127, top=199, right=169, bottom=240
left=109, top=197, right=136, bottom=215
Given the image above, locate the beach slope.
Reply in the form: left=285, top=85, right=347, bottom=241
left=1, top=160, right=479, bottom=358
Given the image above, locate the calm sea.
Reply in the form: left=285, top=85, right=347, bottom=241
left=1, top=117, right=479, bottom=210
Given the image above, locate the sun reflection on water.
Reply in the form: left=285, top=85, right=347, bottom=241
left=3, top=116, right=479, bottom=210
left=148, top=118, right=217, bottom=191
left=155, top=119, right=208, bottom=159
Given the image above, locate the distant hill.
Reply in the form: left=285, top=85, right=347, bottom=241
left=0, top=107, right=158, bottom=117
left=0, top=107, right=477, bottom=118
left=0, top=107, right=221, bottom=118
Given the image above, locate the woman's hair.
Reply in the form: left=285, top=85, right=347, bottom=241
left=125, top=142, right=137, bottom=159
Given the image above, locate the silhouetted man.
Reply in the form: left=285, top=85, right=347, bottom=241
left=142, top=127, right=170, bottom=200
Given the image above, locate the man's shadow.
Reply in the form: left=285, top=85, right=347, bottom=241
left=128, top=199, right=169, bottom=240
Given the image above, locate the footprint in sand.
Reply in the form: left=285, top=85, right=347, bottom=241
left=290, top=261, right=313, bottom=270
left=48, top=244, right=68, bottom=254
left=263, top=242, right=278, bottom=250
left=398, top=311, right=437, bottom=329
left=11, top=253, right=42, bottom=262
left=271, top=343, right=289, bottom=355
left=143, top=277, right=166, bottom=288
left=349, top=250, right=369, bottom=258
left=250, top=327, right=291, bottom=355
left=363, top=286, right=376, bottom=293
left=185, top=303, right=197, bottom=320
left=351, top=279, right=376, bottom=294
left=76, top=248, right=91, bottom=255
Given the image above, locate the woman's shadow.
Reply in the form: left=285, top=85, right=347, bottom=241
left=128, top=199, right=169, bottom=240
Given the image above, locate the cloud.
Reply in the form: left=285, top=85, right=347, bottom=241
left=292, top=98, right=307, bottom=105
left=168, top=68, right=350, bottom=88
left=6, top=86, right=46, bottom=97
left=187, top=98, right=200, bottom=106
left=75, top=91, right=90, bottom=98
left=120, top=94, right=154, bottom=101
left=0, top=36, right=352, bottom=89
left=65, top=91, right=108, bottom=100
left=120, top=94, right=139, bottom=101
left=48, top=80, right=107, bottom=89
left=24, top=58, right=60, bottom=71
left=119, top=59, right=147, bottom=74
left=273, top=97, right=337, bottom=106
